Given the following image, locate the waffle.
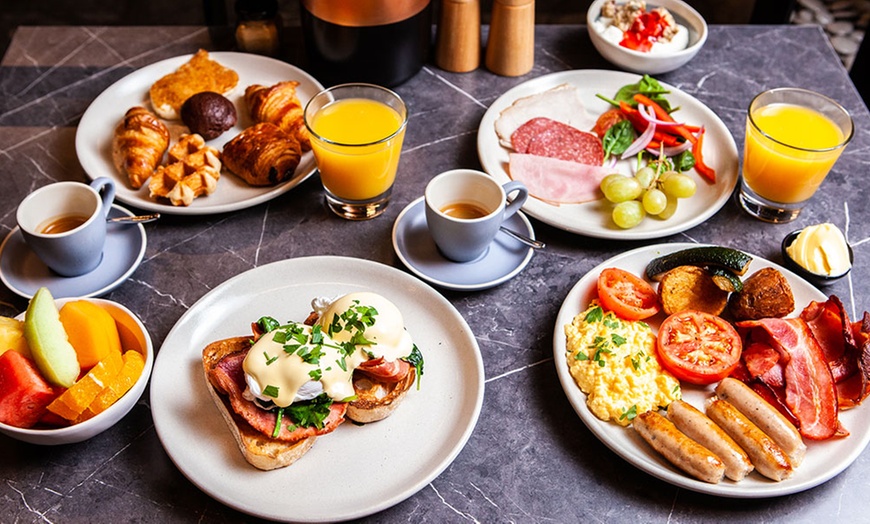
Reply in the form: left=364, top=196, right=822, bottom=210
left=149, top=134, right=221, bottom=206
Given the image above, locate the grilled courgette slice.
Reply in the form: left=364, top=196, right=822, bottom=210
left=707, top=267, right=744, bottom=293
left=646, top=247, right=753, bottom=281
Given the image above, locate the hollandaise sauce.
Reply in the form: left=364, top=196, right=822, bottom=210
left=243, top=292, right=416, bottom=410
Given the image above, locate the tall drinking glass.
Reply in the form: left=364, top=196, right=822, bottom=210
left=739, top=88, right=853, bottom=223
left=304, top=83, right=408, bottom=220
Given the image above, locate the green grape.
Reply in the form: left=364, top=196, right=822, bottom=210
left=634, top=166, right=657, bottom=189
left=642, top=188, right=668, bottom=215
left=602, top=176, right=642, bottom=203
left=662, top=173, right=697, bottom=199
left=612, top=200, right=646, bottom=229
left=600, top=173, right=624, bottom=194
left=657, top=194, right=679, bottom=220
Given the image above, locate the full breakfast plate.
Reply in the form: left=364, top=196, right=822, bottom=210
left=76, top=52, right=323, bottom=215
left=477, top=70, right=739, bottom=239
left=150, top=256, right=485, bottom=522
left=552, top=243, right=870, bottom=497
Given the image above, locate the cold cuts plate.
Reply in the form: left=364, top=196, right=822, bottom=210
left=76, top=52, right=322, bottom=215
left=552, top=243, right=870, bottom=497
left=478, top=70, right=739, bottom=239
left=151, top=256, right=484, bottom=522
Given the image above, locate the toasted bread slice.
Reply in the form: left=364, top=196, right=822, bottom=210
left=347, top=367, right=416, bottom=424
left=202, top=337, right=315, bottom=470
left=150, top=49, right=239, bottom=120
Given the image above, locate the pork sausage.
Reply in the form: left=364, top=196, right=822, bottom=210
left=667, top=400, right=754, bottom=481
left=633, top=410, right=726, bottom=484
left=715, top=377, right=806, bottom=467
left=706, top=399, right=794, bottom=481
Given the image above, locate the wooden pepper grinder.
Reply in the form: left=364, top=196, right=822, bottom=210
left=435, top=0, right=481, bottom=72
left=485, top=0, right=535, bottom=77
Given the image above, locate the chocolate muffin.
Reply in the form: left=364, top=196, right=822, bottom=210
left=180, top=91, right=238, bottom=140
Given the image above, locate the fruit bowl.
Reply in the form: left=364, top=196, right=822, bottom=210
left=0, top=297, right=153, bottom=445
left=587, top=0, right=708, bottom=75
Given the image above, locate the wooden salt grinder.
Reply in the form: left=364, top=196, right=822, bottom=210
left=435, top=0, right=481, bottom=72
left=485, top=0, right=535, bottom=77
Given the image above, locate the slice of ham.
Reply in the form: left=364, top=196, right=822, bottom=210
left=494, top=84, right=597, bottom=148
left=209, top=350, right=347, bottom=442
left=508, top=153, right=608, bottom=205
left=357, top=357, right=411, bottom=382
left=736, top=318, right=839, bottom=440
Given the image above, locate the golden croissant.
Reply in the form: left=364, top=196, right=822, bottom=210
left=244, top=82, right=310, bottom=151
left=112, top=106, right=170, bottom=189
left=222, top=123, right=301, bottom=186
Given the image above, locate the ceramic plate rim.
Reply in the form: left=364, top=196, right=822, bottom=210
left=0, top=204, right=146, bottom=299
left=150, top=256, right=485, bottom=521
left=477, top=70, right=739, bottom=239
left=391, top=196, right=535, bottom=291
left=75, top=52, right=323, bottom=216
left=552, top=243, right=870, bottom=497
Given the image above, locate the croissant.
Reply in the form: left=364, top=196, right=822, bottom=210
left=244, top=82, right=310, bottom=151
left=112, top=106, right=170, bottom=189
left=222, top=123, right=301, bottom=186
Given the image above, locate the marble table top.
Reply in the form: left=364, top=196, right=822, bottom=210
left=1, top=24, right=869, bottom=523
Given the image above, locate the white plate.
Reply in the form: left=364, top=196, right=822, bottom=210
left=477, top=70, right=739, bottom=239
left=391, top=197, right=535, bottom=291
left=150, top=256, right=485, bottom=522
left=552, top=243, right=870, bottom=497
left=76, top=52, right=323, bottom=215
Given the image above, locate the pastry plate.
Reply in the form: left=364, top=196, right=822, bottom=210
left=552, top=243, right=870, bottom=497
left=392, top=197, right=535, bottom=291
left=478, top=70, right=739, bottom=239
left=76, top=52, right=323, bottom=215
left=0, top=204, right=146, bottom=299
left=151, top=256, right=485, bottom=522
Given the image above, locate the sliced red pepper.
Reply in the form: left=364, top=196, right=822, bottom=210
left=692, top=128, right=716, bottom=183
left=633, top=93, right=698, bottom=145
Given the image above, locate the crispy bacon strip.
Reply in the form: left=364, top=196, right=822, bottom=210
left=209, top=351, right=346, bottom=442
left=357, top=357, right=411, bottom=382
left=736, top=318, right=839, bottom=440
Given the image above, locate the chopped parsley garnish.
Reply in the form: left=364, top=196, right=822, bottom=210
left=620, top=404, right=638, bottom=421
left=309, top=368, right=323, bottom=381
left=585, top=306, right=604, bottom=323
left=257, top=316, right=281, bottom=334
left=611, top=334, right=627, bottom=346
left=263, top=385, right=279, bottom=398
left=603, top=316, right=621, bottom=329
left=575, top=350, right=590, bottom=361
left=286, top=393, right=334, bottom=429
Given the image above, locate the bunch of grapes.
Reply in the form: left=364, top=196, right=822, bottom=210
left=600, top=166, right=697, bottom=229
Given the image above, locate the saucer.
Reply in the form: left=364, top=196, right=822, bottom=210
left=392, top=197, right=536, bottom=291
left=0, top=204, right=147, bottom=299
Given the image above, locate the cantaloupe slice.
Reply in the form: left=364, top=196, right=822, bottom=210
left=59, top=301, right=122, bottom=369
left=46, top=349, right=123, bottom=421
left=76, top=350, right=144, bottom=423
left=96, top=303, right=147, bottom=355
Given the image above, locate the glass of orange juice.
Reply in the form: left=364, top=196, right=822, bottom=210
left=739, top=88, right=853, bottom=223
left=304, top=83, right=408, bottom=220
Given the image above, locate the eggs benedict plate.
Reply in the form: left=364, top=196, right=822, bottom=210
left=150, top=256, right=484, bottom=522
left=203, top=292, right=424, bottom=470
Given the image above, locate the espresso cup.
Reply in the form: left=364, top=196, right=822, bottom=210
left=425, top=169, right=529, bottom=262
left=16, top=178, right=116, bottom=277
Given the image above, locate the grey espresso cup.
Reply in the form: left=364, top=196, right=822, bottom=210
left=425, top=169, right=529, bottom=262
left=16, top=177, right=116, bottom=277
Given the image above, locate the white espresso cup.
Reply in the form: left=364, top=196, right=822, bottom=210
left=425, top=169, right=529, bottom=262
left=16, top=177, right=116, bottom=277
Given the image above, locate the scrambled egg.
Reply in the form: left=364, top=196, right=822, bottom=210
left=565, top=302, right=681, bottom=426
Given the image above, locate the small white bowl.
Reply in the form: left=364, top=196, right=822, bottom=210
left=587, top=0, right=708, bottom=75
left=0, top=297, right=153, bottom=445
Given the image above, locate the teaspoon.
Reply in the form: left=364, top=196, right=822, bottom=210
left=108, top=213, right=161, bottom=224
left=500, top=226, right=545, bottom=249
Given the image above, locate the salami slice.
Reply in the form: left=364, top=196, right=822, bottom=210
left=510, top=117, right=604, bottom=165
